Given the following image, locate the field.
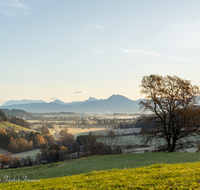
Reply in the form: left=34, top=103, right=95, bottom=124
left=12, top=149, right=41, bottom=159
left=49, top=127, right=108, bottom=139
left=66, top=127, right=140, bottom=137
left=67, top=127, right=108, bottom=138
left=0, top=148, right=41, bottom=159
left=49, top=126, right=141, bottom=139
left=0, top=122, right=32, bottom=132
left=1, top=153, right=200, bottom=180
left=0, top=148, right=8, bottom=155
left=1, top=161, right=200, bottom=189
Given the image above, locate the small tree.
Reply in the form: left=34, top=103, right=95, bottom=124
left=0, top=154, right=10, bottom=169
left=139, top=75, right=200, bottom=152
left=40, top=126, right=50, bottom=134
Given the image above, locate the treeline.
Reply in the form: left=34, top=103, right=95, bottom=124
left=0, top=128, right=55, bottom=153
left=119, top=123, right=135, bottom=129
left=0, top=110, right=31, bottom=129
left=40, top=129, right=79, bottom=163
left=0, top=129, right=18, bottom=149
left=0, top=153, right=35, bottom=169
left=37, top=131, right=122, bottom=164
left=134, top=116, right=155, bottom=129
left=35, top=132, right=122, bottom=165
left=0, top=130, right=124, bottom=169
left=0, top=110, right=7, bottom=122
left=76, top=133, right=122, bottom=156
left=8, top=117, right=31, bottom=129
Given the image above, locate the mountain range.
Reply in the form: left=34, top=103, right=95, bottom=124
left=0, top=95, right=142, bottom=113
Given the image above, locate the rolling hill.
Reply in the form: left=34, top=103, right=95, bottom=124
left=0, top=121, right=32, bottom=132
left=1, top=162, right=200, bottom=189
left=0, top=153, right=200, bottom=180
left=1, top=109, right=34, bottom=119
left=0, top=153, right=200, bottom=189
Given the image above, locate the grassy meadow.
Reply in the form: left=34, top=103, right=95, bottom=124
left=0, top=122, right=32, bottom=132
left=1, top=161, right=200, bottom=189
left=1, top=153, right=200, bottom=180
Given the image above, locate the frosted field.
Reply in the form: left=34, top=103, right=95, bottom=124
left=11, top=149, right=41, bottom=159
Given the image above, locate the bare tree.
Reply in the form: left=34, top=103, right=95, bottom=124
left=139, top=75, right=200, bottom=152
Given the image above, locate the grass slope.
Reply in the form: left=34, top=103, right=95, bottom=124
left=1, top=162, right=200, bottom=189
left=1, top=153, right=200, bottom=180
left=0, top=121, right=32, bottom=132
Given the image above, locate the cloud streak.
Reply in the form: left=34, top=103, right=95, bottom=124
left=123, top=49, right=196, bottom=61
left=74, top=91, right=86, bottom=95
left=0, top=0, right=27, bottom=8
left=0, top=0, right=28, bottom=16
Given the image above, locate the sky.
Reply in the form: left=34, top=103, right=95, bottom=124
left=1, top=0, right=200, bottom=105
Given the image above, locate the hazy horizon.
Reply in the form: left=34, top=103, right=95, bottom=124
left=1, top=0, right=200, bottom=104
left=0, top=94, right=142, bottom=106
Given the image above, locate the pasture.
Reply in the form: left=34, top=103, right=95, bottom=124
left=67, top=127, right=107, bottom=138
left=0, top=148, right=8, bottom=155
left=2, top=162, right=200, bottom=189
left=49, top=126, right=109, bottom=139
left=1, top=153, right=200, bottom=180
left=51, top=126, right=141, bottom=139
left=0, top=122, right=32, bottom=132
left=11, top=149, right=41, bottom=159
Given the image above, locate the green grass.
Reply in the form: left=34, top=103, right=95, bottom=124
left=0, top=122, right=32, bottom=132
left=1, top=153, right=200, bottom=180
left=1, top=162, right=200, bottom=189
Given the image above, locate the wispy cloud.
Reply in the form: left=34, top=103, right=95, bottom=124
left=123, top=49, right=196, bottom=61
left=0, top=0, right=28, bottom=16
left=0, top=0, right=27, bottom=8
left=74, top=91, right=86, bottom=95
left=74, top=91, right=86, bottom=94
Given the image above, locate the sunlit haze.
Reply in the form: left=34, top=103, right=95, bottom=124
left=1, top=0, right=200, bottom=105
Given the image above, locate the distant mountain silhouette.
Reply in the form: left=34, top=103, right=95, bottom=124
left=2, top=99, right=47, bottom=106
left=87, top=97, right=99, bottom=101
left=65, top=97, right=100, bottom=106
left=53, top=99, right=66, bottom=105
left=0, top=95, right=141, bottom=113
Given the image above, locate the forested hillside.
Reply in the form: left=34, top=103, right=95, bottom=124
left=0, top=110, right=7, bottom=122
left=0, top=109, right=33, bottom=119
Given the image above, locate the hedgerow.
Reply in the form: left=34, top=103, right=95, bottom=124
left=1, top=162, right=200, bottom=189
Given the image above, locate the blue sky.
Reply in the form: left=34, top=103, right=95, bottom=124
left=1, top=0, right=200, bottom=104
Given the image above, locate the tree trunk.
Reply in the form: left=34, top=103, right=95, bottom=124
left=168, top=141, right=176, bottom=152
